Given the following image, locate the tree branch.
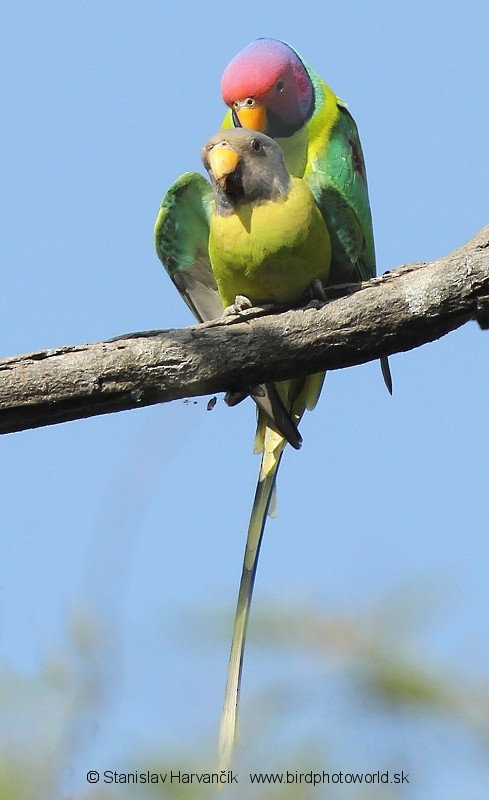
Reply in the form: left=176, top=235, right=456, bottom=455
left=1, top=225, right=488, bottom=435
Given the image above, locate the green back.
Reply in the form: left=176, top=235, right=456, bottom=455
left=305, top=71, right=376, bottom=283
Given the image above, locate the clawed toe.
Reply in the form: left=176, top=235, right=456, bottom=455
left=223, top=295, right=254, bottom=316
left=309, top=279, right=327, bottom=301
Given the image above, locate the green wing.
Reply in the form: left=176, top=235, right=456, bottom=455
left=306, top=93, right=376, bottom=284
left=305, top=86, right=392, bottom=391
left=154, top=172, right=224, bottom=322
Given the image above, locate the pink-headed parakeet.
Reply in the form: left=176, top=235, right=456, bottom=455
left=221, top=38, right=392, bottom=388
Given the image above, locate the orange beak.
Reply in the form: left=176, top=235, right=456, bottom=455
left=234, top=101, right=267, bottom=132
left=208, top=145, right=241, bottom=187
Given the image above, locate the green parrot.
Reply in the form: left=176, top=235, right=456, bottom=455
left=155, top=128, right=331, bottom=768
left=221, top=38, right=392, bottom=390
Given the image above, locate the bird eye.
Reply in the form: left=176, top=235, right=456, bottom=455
left=245, top=97, right=255, bottom=107
left=276, top=80, right=285, bottom=93
left=251, top=138, right=262, bottom=152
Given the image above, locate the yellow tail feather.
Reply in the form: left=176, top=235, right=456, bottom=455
left=218, top=442, right=285, bottom=771
left=218, top=370, right=326, bottom=769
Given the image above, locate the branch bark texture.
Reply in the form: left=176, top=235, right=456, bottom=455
left=1, top=225, right=488, bottom=435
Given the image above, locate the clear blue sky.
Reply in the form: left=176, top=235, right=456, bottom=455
left=1, top=1, right=488, bottom=798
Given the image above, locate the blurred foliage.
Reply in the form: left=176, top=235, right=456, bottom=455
left=1, top=596, right=489, bottom=799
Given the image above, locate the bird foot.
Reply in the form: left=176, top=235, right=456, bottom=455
left=309, top=279, right=328, bottom=301
left=304, top=279, right=328, bottom=309
left=223, top=295, right=253, bottom=316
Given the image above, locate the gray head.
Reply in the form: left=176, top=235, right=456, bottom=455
left=201, top=128, right=291, bottom=214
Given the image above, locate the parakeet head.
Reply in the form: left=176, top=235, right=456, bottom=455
left=202, top=128, right=291, bottom=212
left=221, top=39, right=314, bottom=138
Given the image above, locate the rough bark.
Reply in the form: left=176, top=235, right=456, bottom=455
left=0, top=225, right=488, bottom=435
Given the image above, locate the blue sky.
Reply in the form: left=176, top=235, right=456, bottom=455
left=1, top=1, right=489, bottom=798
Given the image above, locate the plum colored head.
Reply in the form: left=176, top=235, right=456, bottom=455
left=221, top=39, right=314, bottom=137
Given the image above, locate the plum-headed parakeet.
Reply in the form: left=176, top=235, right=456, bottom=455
left=155, top=128, right=331, bottom=767
left=221, top=38, right=392, bottom=389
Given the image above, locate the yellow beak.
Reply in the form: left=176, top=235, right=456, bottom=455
left=235, top=102, right=267, bottom=132
left=208, top=145, right=241, bottom=183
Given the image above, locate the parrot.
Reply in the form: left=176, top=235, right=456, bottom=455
left=154, top=154, right=303, bottom=449
left=155, top=128, right=332, bottom=768
left=220, top=37, right=392, bottom=390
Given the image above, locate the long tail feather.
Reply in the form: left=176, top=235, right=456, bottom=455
left=218, top=372, right=325, bottom=768
left=380, top=355, right=393, bottom=395
left=218, top=451, right=284, bottom=770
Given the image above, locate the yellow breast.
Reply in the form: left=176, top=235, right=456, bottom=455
left=209, top=178, right=331, bottom=308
